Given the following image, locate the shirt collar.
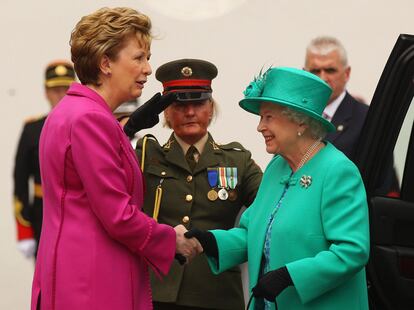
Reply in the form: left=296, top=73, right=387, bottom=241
left=174, top=133, right=209, bottom=155
left=323, top=90, right=346, bottom=120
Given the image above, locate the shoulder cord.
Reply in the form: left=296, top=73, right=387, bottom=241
left=153, top=180, right=163, bottom=221
left=140, top=136, right=148, bottom=172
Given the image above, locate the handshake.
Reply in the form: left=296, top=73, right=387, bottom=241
left=174, top=225, right=217, bottom=265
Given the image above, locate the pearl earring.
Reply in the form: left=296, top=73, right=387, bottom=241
left=297, top=132, right=302, bottom=136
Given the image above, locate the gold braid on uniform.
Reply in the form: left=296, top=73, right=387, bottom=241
left=141, top=136, right=149, bottom=172
left=153, top=184, right=163, bottom=221
left=139, top=134, right=163, bottom=221
left=14, top=197, right=31, bottom=227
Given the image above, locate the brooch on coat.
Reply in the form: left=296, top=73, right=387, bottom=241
left=299, top=175, right=312, bottom=188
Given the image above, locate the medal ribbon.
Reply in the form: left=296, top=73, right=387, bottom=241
left=218, top=167, right=228, bottom=189
left=207, top=168, right=218, bottom=188
left=226, top=167, right=238, bottom=189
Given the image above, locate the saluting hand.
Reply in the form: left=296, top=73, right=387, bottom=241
left=123, top=92, right=177, bottom=137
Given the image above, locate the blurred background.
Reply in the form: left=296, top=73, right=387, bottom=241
left=1, top=0, right=412, bottom=308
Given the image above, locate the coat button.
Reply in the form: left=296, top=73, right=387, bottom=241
left=185, top=194, right=193, bottom=202
left=182, top=216, right=190, bottom=223
left=186, top=175, right=193, bottom=182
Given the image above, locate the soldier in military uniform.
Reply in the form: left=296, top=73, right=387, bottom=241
left=13, top=60, right=75, bottom=259
left=134, top=59, right=263, bottom=309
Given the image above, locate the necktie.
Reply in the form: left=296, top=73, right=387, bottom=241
left=186, top=145, right=197, bottom=171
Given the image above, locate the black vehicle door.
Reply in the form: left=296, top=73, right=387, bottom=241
left=354, top=34, right=414, bottom=310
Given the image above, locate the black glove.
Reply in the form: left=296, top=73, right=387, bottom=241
left=123, top=92, right=177, bottom=137
left=184, top=228, right=218, bottom=259
left=174, top=253, right=187, bottom=265
left=252, top=266, right=293, bottom=302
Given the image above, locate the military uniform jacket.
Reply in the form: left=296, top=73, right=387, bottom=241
left=13, top=115, right=46, bottom=243
left=136, top=132, right=262, bottom=309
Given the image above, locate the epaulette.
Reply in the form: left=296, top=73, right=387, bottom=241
left=24, top=114, right=45, bottom=124
left=142, top=133, right=158, bottom=143
left=215, top=141, right=246, bottom=152
left=138, top=134, right=160, bottom=172
left=137, top=134, right=159, bottom=147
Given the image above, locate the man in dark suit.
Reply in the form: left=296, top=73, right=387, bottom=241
left=304, top=36, right=399, bottom=196
left=13, top=60, right=75, bottom=259
left=304, top=36, right=369, bottom=159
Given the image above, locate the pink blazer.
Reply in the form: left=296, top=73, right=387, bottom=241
left=31, top=83, right=176, bottom=310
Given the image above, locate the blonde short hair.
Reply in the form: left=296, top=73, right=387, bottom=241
left=70, top=7, right=152, bottom=85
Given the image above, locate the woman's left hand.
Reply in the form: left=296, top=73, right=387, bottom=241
left=252, top=266, right=293, bottom=301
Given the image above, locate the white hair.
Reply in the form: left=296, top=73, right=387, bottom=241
left=306, top=36, right=348, bottom=67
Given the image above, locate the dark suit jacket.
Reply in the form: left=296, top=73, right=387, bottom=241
left=325, top=92, right=369, bottom=160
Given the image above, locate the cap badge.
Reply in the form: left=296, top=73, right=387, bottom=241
left=55, top=65, right=68, bottom=76
left=181, top=66, right=193, bottom=77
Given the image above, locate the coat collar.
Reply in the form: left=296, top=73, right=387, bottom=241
left=66, top=83, right=112, bottom=115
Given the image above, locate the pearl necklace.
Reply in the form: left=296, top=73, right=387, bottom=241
left=296, top=139, right=322, bottom=171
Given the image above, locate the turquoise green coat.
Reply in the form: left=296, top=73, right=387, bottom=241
left=208, top=143, right=369, bottom=310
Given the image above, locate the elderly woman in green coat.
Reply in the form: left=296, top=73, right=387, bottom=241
left=186, top=67, right=370, bottom=310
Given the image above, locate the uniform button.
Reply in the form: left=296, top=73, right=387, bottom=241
left=185, top=194, right=193, bottom=202
left=182, top=216, right=190, bottom=223
left=186, top=175, right=193, bottom=182
left=161, top=171, right=167, bottom=176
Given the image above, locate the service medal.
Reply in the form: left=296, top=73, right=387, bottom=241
left=207, top=189, right=218, bottom=201
left=207, top=168, right=219, bottom=202
left=217, top=167, right=229, bottom=200
left=228, top=189, right=237, bottom=201
left=218, top=188, right=229, bottom=200
left=226, top=167, right=238, bottom=201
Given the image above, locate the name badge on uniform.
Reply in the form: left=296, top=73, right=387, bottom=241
left=226, top=167, right=238, bottom=201
left=218, top=167, right=229, bottom=200
left=207, top=168, right=218, bottom=201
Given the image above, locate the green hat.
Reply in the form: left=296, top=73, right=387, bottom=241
left=156, top=58, right=218, bottom=102
left=239, top=67, right=335, bottom=132
left=45, top=60, right=76, bottom=88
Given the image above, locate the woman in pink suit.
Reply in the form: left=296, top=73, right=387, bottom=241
left=31, top=7, right=201, bottom=310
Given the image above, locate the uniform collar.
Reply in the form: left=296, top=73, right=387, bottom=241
left=163, top=132, right=220, bottom=174
left=173, top=133, right=209, bottom=155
